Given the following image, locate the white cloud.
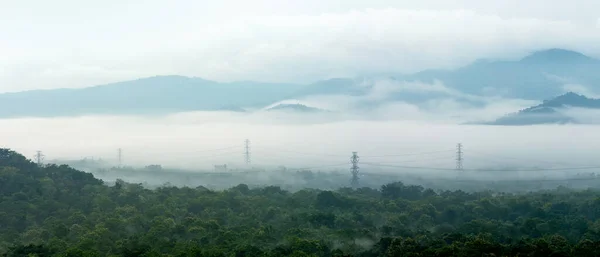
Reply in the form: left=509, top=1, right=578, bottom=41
left=1, top=5, right=600, bottom=92
left=562, top=84, right=600, bottom=98
left=271, top=79, right=538, bottom=123
left=2, top=112, right=600, bottom=171
left=561, top=108, right=600, bottom=124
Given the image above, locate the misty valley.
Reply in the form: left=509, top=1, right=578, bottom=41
left=57, top=156, right=600, bottom=194
left=2, top=109, right=600, bottom=256
left=3, top=148, right=600, bottom=256
left=3, top=13, right=600, bottom=255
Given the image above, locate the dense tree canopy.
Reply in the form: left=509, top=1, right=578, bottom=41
left=1, top=148, right=600, bottom=256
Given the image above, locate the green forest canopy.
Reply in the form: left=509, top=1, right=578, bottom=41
left=1, top=148, right=600, bottom=256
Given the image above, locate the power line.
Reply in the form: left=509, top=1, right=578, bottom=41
left=193, top=150, right=244, bottom=160
left=118, top=148, right=122, bottom=168
left=467, top=151, right=584, bottom=167
left=158, top=145, right=243, bottom=155
left=363, top=162, right=457, bottom=171
left=360, top=172, right=600, bottom=182
left=291, top=163, right=349, bottom=171
left=365, top=156, right=456, bottom=165
left=361, top=157, right=455, bottom=168
left=245, top=139, right=251, bottom=165
left=351, top=152, right=360, bottom=188
left=34, top=151, right=45, bottom=167
left=190, top=145, right=242, bottom=153
left=362, top=162, right=600, bottom=172
left=254, top=147, right=348, bottom=157
left=456, top=143, right=463, bottom=171
left=254, top=147, right=455, bottom=159
left=465, top=155, right=555, bottom=170
left=360, top=150, right=455, bottom=158
left=251, top=150, right=345, bottom=164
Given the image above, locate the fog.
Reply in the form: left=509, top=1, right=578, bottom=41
left=2, top=110, right=599, bottom=170
left=3, top=101, right=600, bottom=192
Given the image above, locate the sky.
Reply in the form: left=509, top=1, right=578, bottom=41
left=2, top=0, right=600, bottom=92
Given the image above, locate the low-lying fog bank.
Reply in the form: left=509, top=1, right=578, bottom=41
left=2, top=109, right=599, bottom=193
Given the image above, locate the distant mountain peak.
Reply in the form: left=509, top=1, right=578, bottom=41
left=549, top=91, right=587, bottom=101
left=542, top=92, right=599, bottom=108
left=482, top=92, right=600, bottom=125
left=520, top=48, right=593, bottom=63
left=266, top=103, right=326, bottom=113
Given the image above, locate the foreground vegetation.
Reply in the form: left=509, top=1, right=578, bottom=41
left=2, top=149, right=600, bottom=256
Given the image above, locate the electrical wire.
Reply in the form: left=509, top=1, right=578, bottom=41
left=253, top=147, right=348, bottom=157
left=362, top=162, right=600, bottom=172
left=288, top=163, right=349, bottom=171
left=360, top=172, right=600, bottom=183
left=360, top=150, right=455, bottom=158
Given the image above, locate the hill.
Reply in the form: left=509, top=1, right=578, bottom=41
left=3, top=148, right=600, bottom=255
left=0, top=76, right=302, bottom=118
left=484, top=92, right=600, bottom=125
left=403, top=48, right=600, bottom=100
left=0, top=48, right=598, bottom=118
left=265, top=103, right=327, bottom=113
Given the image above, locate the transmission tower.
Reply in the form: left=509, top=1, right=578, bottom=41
left=350, top=152, right=360, bottom=188
left=34, top=150, right=45, bottom=167
left=244, top=139, right=251, bottom=165
left=118, top=148, right=122, bottom=168
left=456, top=143, right=463, bottom=170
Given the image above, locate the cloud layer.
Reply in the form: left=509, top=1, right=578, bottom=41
left=2, top=112, right=600, bottom=172
left=2, top=4, right=600, bottom=92
left=269, top=79, right=537, bottom=123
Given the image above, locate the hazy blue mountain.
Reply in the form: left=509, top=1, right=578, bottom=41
left=1, top=48, right=598, bottom=118
left=290, top=77, right=489, bottom=111
left=484, top=92, right=600, bottom=125
left=0, top=76, right=302, bottom=118
left=403, top=49, right=600, bottom=100
left=288, top=49, right=600, bottom=102
left=265, top=103, right=327, bottom=113
left=289, top=78, right=369, bottom=98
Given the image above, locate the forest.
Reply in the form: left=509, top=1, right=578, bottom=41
left=2, top=148, right=600, bottom=257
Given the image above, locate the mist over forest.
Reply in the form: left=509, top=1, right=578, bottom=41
left=3, top=50, right=600, bottom=193
left=2, top=106, right=600, bottom=192
left=4, top=2, right=600, bottom=255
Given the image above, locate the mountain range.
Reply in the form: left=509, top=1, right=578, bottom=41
left=0, top=48, right=599, bottom=119
left=402, top=49, right=600, bottom=100
left=0, top=76, right=305, bottom=118
left=484, top=92, right=600, bottom=125
left=265, top=103, right=328, bottom=113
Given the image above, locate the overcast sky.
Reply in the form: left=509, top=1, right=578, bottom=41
left=2, top=0, right=600, bottom=92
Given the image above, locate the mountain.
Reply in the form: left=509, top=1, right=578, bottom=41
left=403, top=48, right=600, bottom=100
left=289, top=49, right=600, bottom=102
left=1, top=48, right=598, bottom=118
left=265, top=103, right=327, bottom=113
left=484, top=92, right=600, bottom=125
left=0, top=76, right=302, bottom=118
left=290, top=78, right=368, bottom=97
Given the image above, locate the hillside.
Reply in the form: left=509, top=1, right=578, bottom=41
left=0, top=76, right=302, bottom=118
left=3, top=148, right=600, bottom=256
left=403, top=48, right=600, bottom=100
left=0, top=49, right=598, bottom=118
left=290, top=49, right=600, bottom=101
left=265, top=103, right=327, bottom=113
left=484, top=92, right=600, bottom=125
